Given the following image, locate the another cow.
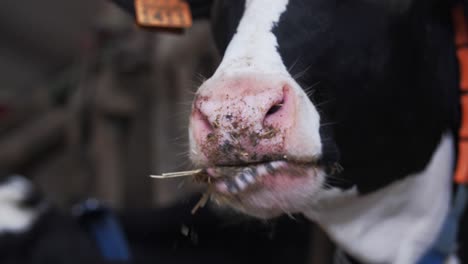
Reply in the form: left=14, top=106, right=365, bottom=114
left=0, top=176, right=104, bottom=264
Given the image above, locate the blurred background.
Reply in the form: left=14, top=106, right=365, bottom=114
left=0, top=0, right=219, bottom=209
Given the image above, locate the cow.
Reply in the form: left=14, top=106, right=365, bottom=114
left=0, top=176, right=105, bottom=264
left=181, top=0, right=467, bottom=263
left=110, top=0, right=468, bottom=262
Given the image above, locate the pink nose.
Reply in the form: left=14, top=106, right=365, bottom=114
left=190, top=78, right=296, bottom=165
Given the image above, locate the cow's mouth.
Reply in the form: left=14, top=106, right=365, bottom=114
left=196, top=159, right=325, bottom=218
left=206, top=160, right=319, bottom=195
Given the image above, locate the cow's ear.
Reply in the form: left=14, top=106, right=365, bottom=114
left=108, top=0, right=214, bottom=19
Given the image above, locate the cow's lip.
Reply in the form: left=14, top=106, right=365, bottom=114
left=207, top=157, right=321, bottom=169
left=205, top=159, right=320, bottom=195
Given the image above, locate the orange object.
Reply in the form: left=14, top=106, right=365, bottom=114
left=453, top=4, right=468, bottom=184
left=135, top=0, right=192, bottom=30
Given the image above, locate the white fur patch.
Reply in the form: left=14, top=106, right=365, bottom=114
left=305, top=134, right=455, bottom=264
left=0, top=176, right=41, bottom=234
left=213, top=0, right=290, bottom=76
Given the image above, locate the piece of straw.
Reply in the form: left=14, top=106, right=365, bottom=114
left=191, top=192, right=210, bottom=215
left=150, top=169, right=203, bottom=179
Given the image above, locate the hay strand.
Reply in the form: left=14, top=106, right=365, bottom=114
left=150, top=169, right=203, bottom=179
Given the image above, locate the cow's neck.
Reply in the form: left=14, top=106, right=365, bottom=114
left=305, top=133, right=455, bottom=264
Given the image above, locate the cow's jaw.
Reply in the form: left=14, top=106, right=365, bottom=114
left=204, top=161, right=326, bottom=218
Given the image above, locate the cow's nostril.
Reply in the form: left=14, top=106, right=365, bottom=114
left=194, top=108, right=214, bottom=132
left=266, top=101, right=284, bottom=117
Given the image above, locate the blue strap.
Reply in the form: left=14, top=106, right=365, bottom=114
left=418, top=186, right=467, bottom=264
left=418, top=251, right=446, bottom=264
left=74, top=199, right=132, bottom=262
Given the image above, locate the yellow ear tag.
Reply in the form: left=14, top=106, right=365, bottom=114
left=135, top=0, right=192, bottom=31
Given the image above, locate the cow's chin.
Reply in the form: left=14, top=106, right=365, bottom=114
left=207, top=161, right=325, bottom=219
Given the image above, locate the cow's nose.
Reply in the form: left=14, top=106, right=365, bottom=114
left=190, top=79, right=296, bottom=164
left=193, top=86, right=291, bottom=132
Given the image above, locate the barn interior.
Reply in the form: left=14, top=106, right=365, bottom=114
left=0, top=0, right=334, bottom=263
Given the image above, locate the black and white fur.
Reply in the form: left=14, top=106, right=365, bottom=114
left=206, top=0, right=462, bottom=263
left=0, top=176, right=104, bottom=264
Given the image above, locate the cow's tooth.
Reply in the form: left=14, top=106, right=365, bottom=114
left=240, top=171, right=255, bottom=184
left=256, top=165, right=268, bottom=176
left=265, top=162, right=276, bottom=174
left=271, top=160, right=287, bottom=169
left=235, top=176, right=247, bottom=190
left=245, top=167, right=257, bottom=177
left=227, top=181, right=239, bottom=194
